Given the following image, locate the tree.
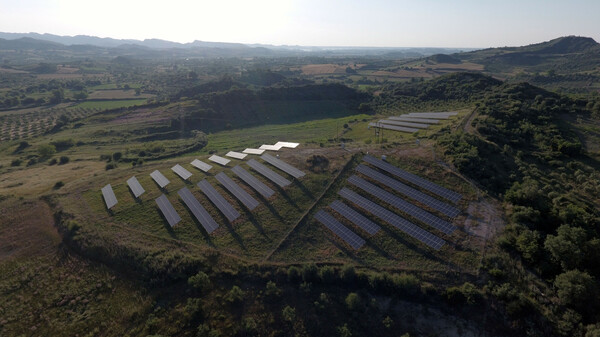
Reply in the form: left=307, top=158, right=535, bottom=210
left=49, top=88, right=64, bottom=104
left=282, top=305, right=295, bottom=322
left=188, top=271, right=210, bottom=292
left=226, top=285, right=244, bottom=303
left=345, top=292, right=362, bottom=311
left=516, top=229, right=542, bottom=263
left=545, top=225, right=587, bottom=270
left=337, top=324, right=352, bottom=337
left=37, top=144, right=56, bottom=159
left=265, top=281, right=281, bottom=297
left=554, top=270, right=595, bottom=309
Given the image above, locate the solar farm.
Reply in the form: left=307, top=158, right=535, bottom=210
left=94, top=126, right=480, bottom=270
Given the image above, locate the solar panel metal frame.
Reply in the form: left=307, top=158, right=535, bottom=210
left=246, top=159, right=291, bottom=187
left=243, top=148, right=265, bottom=155
left=356, top=164, right=460, bottom=218
left=388, top=116, right=440, bottom=124
left=126, top=176, right=145, bottom=198
left=260, top=153, right=306, bottom=179
left=231, top=165, right=275, bottom=198
left=171, top=164, right=193, bottom=180
left=348, top=175, right=456, bottom=235
left=191, top=159, right=212, bottom=172
left=274, top=141, right=300, bottom=148
left=338, top=188, right=445, bottom=250
left=197, top=179, right=240, bottom=222
left=215, top=172, right=260, bottom=210
left=150, top=170, right=170, bottom=188
left=178, top=187, right=219, bottom=233
left=155, top=194, right=181, bottom=227
left=363, top=155, right=462, bottom=203
left=314, top=209, right=365, bottom=250
left=101, top=184, right=118, bottom=209
left=379, top=119, right=429, bottom=129
left=369, top=122, right=419, bottom=133
left=225, top=151, right=248, bottom=160
left=259, top=144, right=283, bottom=151
left=329, top=200, right=380, bottom=235
left=208, top=155, right=231, bottom=166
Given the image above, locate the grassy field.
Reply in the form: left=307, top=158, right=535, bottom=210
left=74, top=99, right=148, bottom=110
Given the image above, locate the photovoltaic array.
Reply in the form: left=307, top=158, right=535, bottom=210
left=231, top=165, right=275, bottom=198
left=363, top=155, right=462, bottom=203
left=388, top=116, right=439, bottom=124
left=178, top=187, right=219, bottom=233
left=208, top=155, right=231, bottom=166
left=126, top=176, right=145, bottom=198
left=247, top=159, right=291, bottom=187
left=150, top=170, right=170, bottom=188
left=347, top=175, right=456, bottom=235
left=101, top=184, right=118, bottom=209
left=314, top=209, right=365, bottom=250
left=368, top=122, right=419, bottom=133
left=355, top=164, right=460, bottom=218
left=338, top=188, right=445, bottom=250
left=260, top=153, right=306, bottom=179
left=329, top=200, right=380, bottom=235
left=191, top=159, right=212, bottom=172
left=171, top=164, right=192, bottom=180
left=197, top=179, right=240, bottom=222
left=215, top=172, right=260, bottom=210
left=155, top=194, right=181, bottom=227
left=379, top=119, right=429, bottom=129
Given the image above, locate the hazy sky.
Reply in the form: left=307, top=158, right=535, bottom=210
left=1, top=0, right=599, bottom=48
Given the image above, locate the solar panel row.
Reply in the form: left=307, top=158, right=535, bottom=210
left=171, top=164, right=192, bottom=180
left=208, top=155, right=230, bottom=166
left=215, top=172, right=260, bottom=210
left=197, top=179, right=240, bottom=222
left=101, top=184, right=118, bottom=209
left=368, top=122, right=419, bottom=133
left=247, top=159, right=291, bottom=187
left=329, top=200, right=380, bottom=235
left=226, top=151, right=248, bottom=160
left=155, top=194, right=181, bottom=227
left=363, top=155, right=462, bottom=203
left=259, top=144, right=282, bottom=151
left=355, top=164, right=460, bottom=218
left=191, top=159, right=212, bottom=172
left=231, top=165, right=275, bottom=198
left=243, top=148, right=265, bottom=155
left=150, top=170, right=170, bottom=188
left=348, top=175, right=456, bottom=235
left=338, top=188, right=445, bottom=250
left=314, top=209, right=365, bottom=250
left=388, top=116, right=439, bottom=124
left=275, top=141, right=300, bottom=148
left=260, top=153, right=306, bottom=179
left=126, top=176, right=145, bottom=198
left=178, top=187, right=219, bottom=233
left=379, top=119, right=429, bottom=129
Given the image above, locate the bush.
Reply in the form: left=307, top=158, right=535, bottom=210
left=287, top=266, right=301, bottom=282
left=345, top=292, right=362, bottom=311
left=282, top=306, right=296, bottom=322
left=340, top=265, right=356, bottom=283
left=225, top=285, right=244, bottom=303
left=53, top=181, right=64, bottom=190
left=188, top=271, right=210, bottom=292
left=318, top=266, right=336, bottom=284
left=265, top=281, right=281, bottom=297
left=105, top=163, right=117, bottom=170
left=302, top=263, right=318, bottom=282
left=48, top=158, right=57, bottom=165
left=59, top=156, right=70, bottom=165
left=112, top=152, right=122, bottom=161
left=26, top=158, right=37, bottom=166
left=37, top=144, right=56, bottom=159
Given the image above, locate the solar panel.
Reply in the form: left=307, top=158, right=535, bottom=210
left=369, top=122, right=419, bottom=133
left=191, top=159, right=213, bottom=172
left=363, top=155, right=462, bottom=204
left=260, top=153, right=306, bottom=179
left=408, top=111, right=458, bottom=116
left=208, top=155, right=230, bottom=166
left=197, top=179, right=240, bottom=222
left=126, top=176, right=145, bottom=198
left=338, top=188, right=445, bottom=250
left=274, top=141, right=300, bottom=148
left=215, top=172, right=260, bottom=210
left=155, top=194, right=181, bottom=227
left=379, top=119, right=429, bottom=129
left=226, top=151, right=248, bottom=160
left=356, top=164, right=460, bottom=218
left=314, top=209, right=365, bottom=250
left=101, top=184, right=118, bottom=209
left=348, top=175, right=456, bottom=235
left=171, top=164, right=192, bottom=180
left=243, top=148, right=265, bottom=155
left=388, top=116, right=440, bottom=124
left=178, top=187, right=219, bottom=233
left=329, top=200, right=380, bottom=235
left=246, top=159, right=291, bottom=187
left=150, top=170, right=170, bottom=188
left=259, top=144, right=282, bottom=151
left=231, top=165, right=275, bottom=198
